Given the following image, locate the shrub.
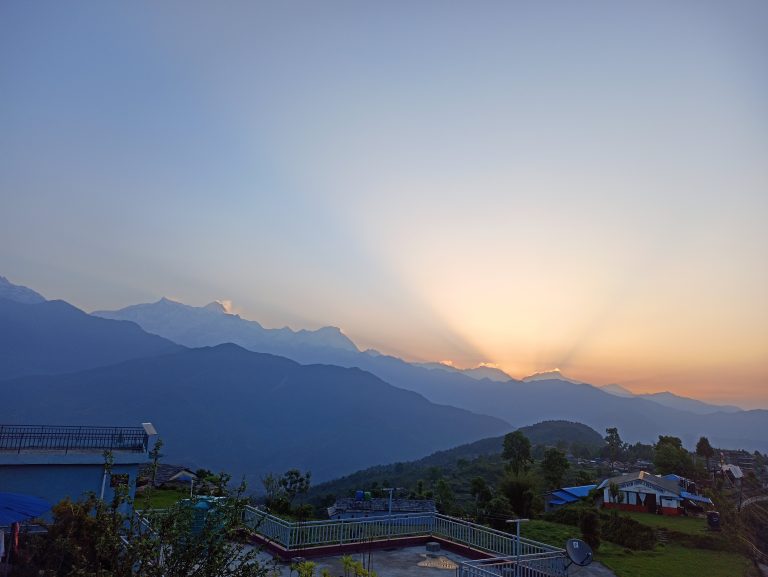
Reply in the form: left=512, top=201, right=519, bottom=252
left=603, top=514, right=656, bottom=550
left=579, top=510, right=601, bottom=551
left=547, top=504, right=656, bottom=550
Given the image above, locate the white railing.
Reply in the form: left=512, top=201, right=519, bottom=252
left=433, top=514, right=561, bottom=558
left=459, top=553, right=568, bottom=577
left=243, top=508, right=563, bottom=560
left=244, top=508, right=435, bottom=549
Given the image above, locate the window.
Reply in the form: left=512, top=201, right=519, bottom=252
left=110, top=473, right=129, bottom=487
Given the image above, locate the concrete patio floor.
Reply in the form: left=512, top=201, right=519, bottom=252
left=247, top=543, right=618, bottom=577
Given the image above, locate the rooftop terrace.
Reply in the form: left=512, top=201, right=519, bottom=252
left=0, top=424, right=152, bottom=454
left=243, top=508, right=570, bottom=577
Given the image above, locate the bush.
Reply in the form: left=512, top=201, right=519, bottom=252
left=603, top=514, right=656, bottom=550
left=546, top=504, right=656, bottom=550
left=579, top=509, right=601, bottom=551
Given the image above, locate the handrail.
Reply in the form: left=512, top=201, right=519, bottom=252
left=434, top=514, right=561, bottom=552
left=459, top=552, right=567, bottom=577
left=0, top=424, right=148, bottom=453
left=740, top=536, right=768, bottom=564
left=136, top=505, right=566, bottom=576
left=243, top=507, right=564, bottom=558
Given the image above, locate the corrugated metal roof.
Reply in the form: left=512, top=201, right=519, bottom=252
left=329, top=497, right=436, bottom=515
left=662, top=474, right=684, bottom=483
left=138, top=463, right=198, bottom=486
left=680, top=491, right=713, bottom=504
left=561, top=485, right=597, bottom=498
left=722, top=464, right=744, bottom=479
left=597, top=471, right=680, bottom=495
left=547, top=485, right=596, bottom=505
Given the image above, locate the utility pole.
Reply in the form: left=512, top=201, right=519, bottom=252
left=506, top=518, right=530, bottom=577
left=384, top=487, right=395, bottom=517
left=384, top=487, right=395, bottom=541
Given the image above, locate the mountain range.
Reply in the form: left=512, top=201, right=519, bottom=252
left=90, top=287, right=765, bottom=451
left=600, top=385, right=742, bottom=415
left=1, top=275, right=766, bottom=487
left=414, top=362, right=513, bottom=382
left=0, top=275, right=46, bottom=304
left=0, top=297, right=181, bottom=380
left=94, top=298, right=358, bottom=357
left=95, top=298, right=744, bottom=417
left=1, top=343, right=509, bottom=483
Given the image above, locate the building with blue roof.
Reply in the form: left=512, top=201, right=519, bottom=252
left=544, top=484, right=596, bottom=512
left=597, top=471, right=713, bottom=516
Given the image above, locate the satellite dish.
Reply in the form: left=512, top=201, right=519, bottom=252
left=565, top=539, right=593, bottom=567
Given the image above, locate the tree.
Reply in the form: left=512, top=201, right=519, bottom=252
left=657, top=435, right=683, bottom=449
left=608, top=481, right=623, bottom=505
left=262, top=469, right=311, bottom=514
left=604, top=427, right=624, bottom=467
left=261, top=473, right=287, bottom=511
left=486, top=494, right=514, bottom=530
left=470, top=477, right=492, bottom=506
left=435, top=479, right=456, bottom=514
left=696, top=436, right=715, bottom=473
left=625, top=441, right=654, bottom=463
left=14, top=442, right=269, bottom=577
left=502, top=431, right=533, bottom=475
left=541, top=447, right=570, bottom=489
left=279, top=469, right=312, bottom=505
left=500, top=472, right=536, bottom=518
left=470, top=476, right=493, bottom=521
left=654, top=435, right=695, bottom=477
left=579, top=509, right=601, bottom=551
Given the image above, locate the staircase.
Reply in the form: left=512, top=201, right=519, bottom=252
left=655, top=529, right=669, bottom=545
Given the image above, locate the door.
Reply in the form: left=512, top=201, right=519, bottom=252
left=646, top=493, right=657, bottom=513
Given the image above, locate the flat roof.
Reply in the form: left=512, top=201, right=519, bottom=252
left=249, top=543, right=473, bottom=577
left=0, top=424, right=149, bottom=454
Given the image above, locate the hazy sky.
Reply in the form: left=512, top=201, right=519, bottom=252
left=1, top=1, right=766, bottom=406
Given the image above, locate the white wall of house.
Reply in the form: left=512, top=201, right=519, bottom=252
left=603, top=482, right=679, bottom=507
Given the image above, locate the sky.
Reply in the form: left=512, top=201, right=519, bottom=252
left=1, top=1, right=766, bottom=407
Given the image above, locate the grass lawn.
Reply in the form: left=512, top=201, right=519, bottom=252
left=520, top=520, right=624, bottom=556
left=616, top=511, right=710, bottom=536
left=521, top=519, right=579, bottom=544
left=522, top=520, right=753, bottom=577
left=133, top=487, right=190, bottom=509
left=598, top=544, right=753, bottom=577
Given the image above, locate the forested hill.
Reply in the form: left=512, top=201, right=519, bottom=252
left=306, top=420, right=605, bottom=505
left=517, top=420, right=605, bottom=450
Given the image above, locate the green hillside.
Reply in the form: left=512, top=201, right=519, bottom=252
left=518, top=420, right=605, bottom=450
left=305, top=420, right=605, bottom=511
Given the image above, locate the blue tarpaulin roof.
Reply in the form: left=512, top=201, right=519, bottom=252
left=548, top=485, right=597, bottom=505
left=662, top=474, right=685, bottom=483
left=681, top=491, right=713, bottom=505
left=561, top=485, right=597, bottom=498
left=0, top=492, right=51, bottom=525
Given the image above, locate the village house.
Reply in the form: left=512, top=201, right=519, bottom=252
left=598, top=470, right=712, bottom=516
left=543, top=484, right=596, bottom=512
left=327, top=496, right=436, bottom=520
